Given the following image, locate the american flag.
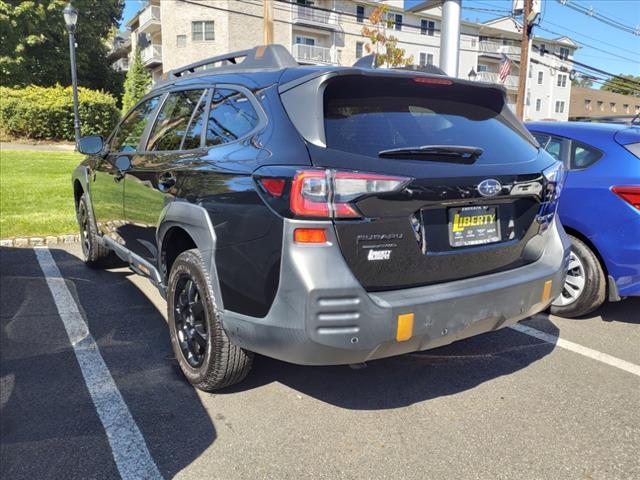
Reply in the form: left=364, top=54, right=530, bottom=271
left=498, top=54, right=513, bottom=83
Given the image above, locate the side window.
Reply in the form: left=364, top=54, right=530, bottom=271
left=545, top=137, right=563, bottom=162
left=110, top=96, right=160, bottom=153
left=571, top=142, right=602, bottom=169
left=205, top=89, right=259, bottom=146
left=146, top=89, right=206, bottom=151
left=532, top=133, right=549, bottom=147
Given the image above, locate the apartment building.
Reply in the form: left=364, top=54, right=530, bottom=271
left=570, top=86, right=640, bottom=120
left=120, top=0, right=577, bottom=120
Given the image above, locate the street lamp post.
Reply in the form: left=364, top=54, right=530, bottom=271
left=63, top=3, right=81, bottom=146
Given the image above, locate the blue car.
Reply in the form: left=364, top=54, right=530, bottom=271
left=526, top=121, right=640, bottom=317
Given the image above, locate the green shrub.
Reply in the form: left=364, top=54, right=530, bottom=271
left=0, top=85, right=120, bottom=141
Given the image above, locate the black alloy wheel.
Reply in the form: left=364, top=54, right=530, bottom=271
left=173, top=275, right=209, bottom=368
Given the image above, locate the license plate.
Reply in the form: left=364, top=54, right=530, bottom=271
left=448, top=206, right=501, bottom=248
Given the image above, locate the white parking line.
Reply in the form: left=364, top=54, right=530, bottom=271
left=510, top=323, right=640, bottom=378
left=35, top=248, right=163, bottom=480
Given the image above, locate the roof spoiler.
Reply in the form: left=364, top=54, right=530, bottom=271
left=353, top=54, right=446, bottom=75
left=167, top=44, right=298, bottom=79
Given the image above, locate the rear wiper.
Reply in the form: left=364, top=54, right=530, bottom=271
left=378, top=145, right=484, bottom=163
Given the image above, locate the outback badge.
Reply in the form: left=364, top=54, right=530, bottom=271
left=477, top=178, right=502, bottom=197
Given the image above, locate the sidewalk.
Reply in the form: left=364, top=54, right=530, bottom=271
left=1, top=141, right=76, bottom=152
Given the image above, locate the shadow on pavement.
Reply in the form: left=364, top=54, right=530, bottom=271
left=595, top=297, right=640, bottom=324
left=0, top=246, right=215, bottom=480
left=223, top=317, right=560, bottom=410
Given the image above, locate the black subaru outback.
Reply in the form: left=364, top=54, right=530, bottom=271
left=72, top=45, right=570, bottom=391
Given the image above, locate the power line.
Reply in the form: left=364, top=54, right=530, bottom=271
left=556, top=0, right=639, bottom=36
left=541, top=19, right=640, bottom=57
left=536, top=25, right=640, bottom=63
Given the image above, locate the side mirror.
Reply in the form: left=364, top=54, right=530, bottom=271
left=78, top=135, right=104, bottom=155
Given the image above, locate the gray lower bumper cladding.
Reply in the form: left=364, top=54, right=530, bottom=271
left=221, top=218, right=571, bottom=366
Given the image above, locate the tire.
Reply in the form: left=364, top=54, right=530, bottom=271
left=550, top=235, right=606, bottom=318
left=167, top=248, right=253, bottom=391
left=76, top=193, right=113, bottom=268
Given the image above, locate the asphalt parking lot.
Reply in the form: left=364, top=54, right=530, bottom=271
left=1, top=243, right=639, bottom=480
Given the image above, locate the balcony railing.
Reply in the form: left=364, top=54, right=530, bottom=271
left=138, top=5, right=161, bottom=32
left=293, top=4, right=338, bottom=26
left=292, top=44, right=339, bottom=65
left=476, top=71, right=519, bottom=88
left=140, top=44, right=162, bottom=66
left=479, top=41, right=521, bottom=57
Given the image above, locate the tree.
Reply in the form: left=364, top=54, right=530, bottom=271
left=121, top=47, right=151, bottom=113
left=361, top=5, right=413, bottom=68
left=571, top=76, right=593, bottom=88
left=0, top=0, right=124, bottom=96
left=601, top=74, right=640, bottom=97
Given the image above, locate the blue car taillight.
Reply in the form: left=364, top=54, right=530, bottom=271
left=537, top=162, right=565, bottom=233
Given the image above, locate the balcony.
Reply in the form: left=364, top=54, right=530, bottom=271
left=140, top=44, right=162, bottom=67
left=138, top=4, right=161, bottom=34
left=479, top=41, right=521, bottom=58
left=292, top=4, right=339, bottom=29
left=476, top=71, right=519, bottom=89
left=292, top=44, right=340, bottom=65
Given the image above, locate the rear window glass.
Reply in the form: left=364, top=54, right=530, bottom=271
left=323, top=76, right=537, bottom=163
left=571, top=142, right=602, bottom=169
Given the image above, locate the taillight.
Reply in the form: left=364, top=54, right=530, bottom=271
left=290, top=169, right=410, bottom=218
left=259, top=178, right=286, bottom=197
left=537, top=162, right=566, bottom=232
left=612, top=186, right=640, bottom=210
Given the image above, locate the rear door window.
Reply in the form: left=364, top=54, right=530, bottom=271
left=111, top=96, right=161, bottom=153
left=205, top=88, right=260, bottom=146
left=147, top=89, right=206, bottom=151
left=323, top=76, right=537, bottom=163
left=571, top=142, right=602, bottom=169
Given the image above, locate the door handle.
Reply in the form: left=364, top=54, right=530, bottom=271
left=158, top=172, right=176, bottom=190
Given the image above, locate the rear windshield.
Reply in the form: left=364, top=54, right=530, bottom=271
left=323, top=76, right=537, bottom=163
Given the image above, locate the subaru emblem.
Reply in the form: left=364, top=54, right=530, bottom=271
left=477, top=179, right=502, bottom=197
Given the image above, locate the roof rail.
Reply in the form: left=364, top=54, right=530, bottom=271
left=168, top=44, right=298, bottom=79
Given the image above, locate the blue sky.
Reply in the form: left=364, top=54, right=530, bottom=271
left=121, top=0, right=640, bottom=77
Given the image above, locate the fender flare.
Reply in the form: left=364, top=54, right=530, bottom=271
left=157, top=201, right=225, bottom=310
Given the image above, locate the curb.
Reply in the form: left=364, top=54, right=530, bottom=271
left=0, top=234, right=80, bottom=248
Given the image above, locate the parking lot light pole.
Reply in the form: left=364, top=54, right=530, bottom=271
left=63, top=3, right=81, bottom=146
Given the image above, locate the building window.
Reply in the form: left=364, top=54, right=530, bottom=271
left=176, top=35, right=186, bottom=48
left=390, top=13, right=402, bottom=31
left=477, top=64, right=487, bottom=72
left=539, top=44, right=546, bottom=56
left=192, top=21, right=214, bottom=41
left=419, top=52, right=434, bottom=66
left=537, top=71, right=543, bottom=84
left=623, top=104, right=630, bottom=113
left=597, top=101, right=604, bottom=111
left=555, top=100, right=565, bottom=113
left=356, top=41, right=363, bottom=59
left=584, top=99, right=591, bottom=111
left=421, top=19, right=435, bottom=36
left=557, top=74, right=567, bottom=87
left=536, top=99, right=541, bottom=112
left=559, top=47, right=570, bottom=60
left=356, top=5, right=365, bottom=23
left=295, top=35, right=315, bottom=46
left=610, top=102, right=617, bottom=112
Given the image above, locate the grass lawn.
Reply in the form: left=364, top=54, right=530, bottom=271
left=1, top=150, right=82, bottom=238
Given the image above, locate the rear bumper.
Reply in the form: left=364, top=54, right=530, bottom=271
left=221, top=218, right=570, bottom=365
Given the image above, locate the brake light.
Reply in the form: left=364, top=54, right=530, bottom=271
left=290, top=169, right=410, bottom=218
left=612, top=186, right=640, bottom=210
left=537, top=162, right=566, bottom=232
left=413, top=77, right=453, bottom=85
left=259, top=178, right=286, bottom=197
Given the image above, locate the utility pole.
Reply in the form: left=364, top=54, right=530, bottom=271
left=440, top=0, right=461, bottom=77
left=263, top=0, right=274, bottom=45
left=516, top=0, right=532, bottom=120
